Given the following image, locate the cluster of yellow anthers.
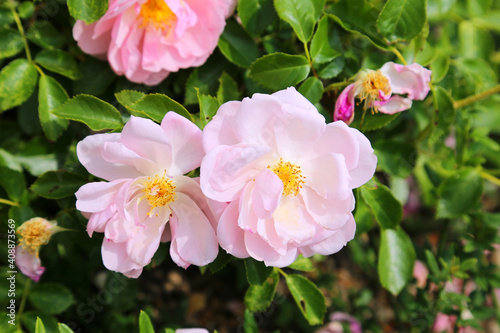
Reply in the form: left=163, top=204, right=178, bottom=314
left=269, top=158, right=306, bottom=197
left=357, top=70, right=391, bottom=113
left=17, top=218, right=52, bottom=256
left=139, top=0, right=177, bottom=32
left=142, top=171, right=177, bottom=217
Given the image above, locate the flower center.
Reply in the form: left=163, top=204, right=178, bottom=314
left=17, top=218, right=51, bottom=255
left=143, top=172, right=176, bottom=216
left=269, top=158, right=305, bottom=196
left=360, top=70, right=391, bottom=102
left=139, top=0, right=177, bottom=32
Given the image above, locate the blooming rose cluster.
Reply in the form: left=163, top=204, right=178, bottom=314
left=334, top=62, right=432, bottom=124
left=73, top=0, right=236, bottom=85
left=75, top=88, right=377, bottom=278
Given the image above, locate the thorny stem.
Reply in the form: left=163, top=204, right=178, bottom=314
left=391, top=47, right=407, bottom=65
left=9, top=2, right=32, bottom=62
left=0, top=198, right=20, bottom=207
left=17, top=279, right=31, bottom=332
left=453, top=84, right=500, bottom=109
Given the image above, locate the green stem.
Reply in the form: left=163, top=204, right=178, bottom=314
left=391, top=47, right=407, bottom=65
left=0, top=198, right=20, bottom=207
left=480, top=170, right=500, bottom=187
left=453, top=84, right=500, bottom=109
left=9, top=4, right=32, bottom=62
left=17, top=278, right=31, bottom=332
left=324, top=80, right=352, bottom=92
left=277, top=268, right=288, bottom=278
left=303, top=42, right=318, bottom=78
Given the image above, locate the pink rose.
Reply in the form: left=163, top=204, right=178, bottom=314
left=16, top=218, right=59, bottom=282
left=334, top=62, right=432, bottom=124
left=201, top=87, right=377, bottom=267
left=176, top=330, right=209, bottom=333
left=413, top=260, right=429, bottom=289
left=73, top=0, right=236, bottom=85
left=75, top=113, right=220, bottom=278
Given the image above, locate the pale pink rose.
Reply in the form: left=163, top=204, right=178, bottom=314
left=413, top=260, right=429, bottom=289
left=334, top=62, right=432, bottom=124
left=75, top=113, right=220, bottom=278
left=201, top=87, right=377, bottom=267
left=176, top=329, right=209, bottom=333
left=16, top=218, right=59, bottom=282
left=73, top=0, right=236, bottom=85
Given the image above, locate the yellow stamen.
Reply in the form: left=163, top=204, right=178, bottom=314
left=142, top=172, right=176, bottom=216
left=139, top=0, right=177, bottom=33
left=268, top=158, right=305, bottom=197
left=17, top=218, right=52, bottom=256
left=358, top=70, right=391, bottom=112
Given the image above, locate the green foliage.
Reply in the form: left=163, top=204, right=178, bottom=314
left=38, top=75, right=69, bottom=141
left=0, top=28, right=24, bottom=59
left=218, top=20, right=259, bottom=67
left=285, top=274, right=326, bottom=325
left=437, top=169, right=483, bottom=218
left=30, top=170, right=87, bottom=199
left=29, top=284, right=75, bottom=315
left=274, top=0, right=316, bottom=43
left=245, top=269, right=279, bottom=312
left=360, top=183, right=403, bottom=229
left=67, top=0, right=108, bottom=24
left=377, top=0, right=427, bottom=43
left=139, top=311, right=155, bottom=333
left=250, top=53, right=310, bottom=90
left=238, top=0, right=276, bottom=36
left=0, top=59, right=38, bottom=112
left=378, top=228, right=416, bottom=295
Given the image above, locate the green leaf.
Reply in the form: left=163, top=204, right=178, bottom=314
left=0, top=28, right=24, bottom=60
left=218, top=20, right=259, bottom=67
left=115, top=90, right=147, bottom=117
left=311, top=0, right=326, bottom=19
left=274, top=0, right=316, bottom=43
left=376, top=0, right=427, bottom=43
left=58, top=324, right=75, bottom=333
left=26, top=21, right=66, bottom=50
left=285, top=274, right=326, bottom=325
left=35, top=318, right=46, bottom=333
left=52, top=94, right=123, bottom=131
left=433, top=86, right=455, bottom=138
left=243, top=309, right=258, bottom=333
left=22, top=312, right=58, bottom=333
left=237, top=0, right=277, bottom=36
left=245, top=259, right=274, bottom=285
left=18, top=2, right=35, bottom=18
left=31, top=170, right=87, bottom=199
left=67, top=0, right=108, bottom=24
left=35, top=49, right=81, bottom=80
left=437, top=169, right=483, bottom=218
left=378, top=228, right=416, bottom=295
left=360, top=184, right=403, bottom=230
left=132, top=94, right=194, bottom=123
left=350, top=111, right=401, bottom=132
left=250, top=53, right=310, bottom=90
left=38, top=75, right=69, bottom=141
left=326, top=0, right=389, bottom=50
left=0, top=7, right=14, bottom=25
left=310, top=16, right=342, bottom=64
left=298, top=77, right=323, bottom=105
left=373, top=140, right=416, bottom=178
left=197, top=91, right=221, bottom=130
left=0, top=59, right=38, bottom=112
left=0, top=148, right=26, bottom=202
left=287, top=254, right=314, bottom=272
left=29, top=283, right=75, bottom=315
left=244, top=269, right=279, bottom=312
left=206, top=249, right=232, bottom=273
left=217, top=72, right=241, bottom=103
left=139, top=311, right=154, bottom=333
left=316, top=56, right=345, bottom=79
left=425, top=249, right=440, bottom=276
left=431, top=54, right=450, bottom=83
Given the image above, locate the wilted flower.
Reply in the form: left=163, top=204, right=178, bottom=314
left=16, top=218, right=59, bottom=282
left=334, top=62, right=432, bottom=124
left=73, top=0, right=236, bottom=85
left=75, top=113, right=220, bottom=278
left=201, top=87, right=377, bottom=267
